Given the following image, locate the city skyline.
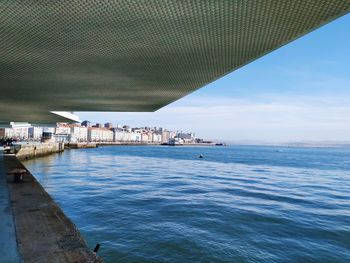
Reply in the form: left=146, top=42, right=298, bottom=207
left=77, top=14, right=350, bottom=143
left=0, top=121, right=202, bottom=146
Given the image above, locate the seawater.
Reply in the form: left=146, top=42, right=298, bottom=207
left=23, top=145, right=350, bottom=262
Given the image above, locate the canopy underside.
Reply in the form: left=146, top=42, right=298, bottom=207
left=0, top=0, right=349, bottom=123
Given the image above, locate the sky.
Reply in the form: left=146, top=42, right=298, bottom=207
left=77, top=14, right=350, bottom=143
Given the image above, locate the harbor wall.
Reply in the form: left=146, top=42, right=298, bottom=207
left=96, top=141, right=161, bottom=146
left=6, top=143, right=65, bottom=160
left=66, top=142, right=96, bottom=149
left=3, top=155, right=102, bottom=263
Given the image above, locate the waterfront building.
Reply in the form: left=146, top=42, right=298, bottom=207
left=0, top=128, right=14, bottom=139
left=41, top=131, right=55, bottom=143
left=0, top=123, right=30, bottom=140
left=81, top=120, right=91, bottom=127
left=168, top=137, right=184, bottom=146
left=43, top=127, right=55, bottom=133
left=55, top=124, right=71, bottom=135
left=112, top=128, right=128, bottom=142
left=88, top=127, right=113, bottom=142
left=0, top=120, right=197, bottom=144
left=161, top=130, right=170, bottom=143
left=123, top=125, right=131, bottom=132
left=161, top=130, right=176, bottom=143
left=70, top=125, right=88, bottom=142
left=141, top=132, right=152, bottom=143
left=104, top=122, right=113, bottom=129
left=130, top=131, right=141, bottom=142
left=195, top=138, right=204, bottom=143
left=177, top=132, right=195, bottom=143
left=131, top=129, right=142, bottom=142
left=55, top=124, right=71, bottom=142
left=170, top=131, right=177, bottom=139
left=152, top=133, right=162, bottom=143
left=112, top=127, right=143, bottom=142
left=28, top=127, right=43, bottom=141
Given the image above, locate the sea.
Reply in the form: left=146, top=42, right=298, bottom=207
left=23, top=145, right=350, bottom=263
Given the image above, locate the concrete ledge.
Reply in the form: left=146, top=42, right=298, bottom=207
left=4, top=155, right=102, bottom=263
left=7, top=143, right=65, bottom=160
left=66, top=142, right=96, bottom=149
left=0, top=154, right=22, bottom=262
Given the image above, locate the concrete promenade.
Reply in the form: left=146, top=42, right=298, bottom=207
left=0, top=153, right=22, bottom=262
left=1, top=151, right=102, bottom=263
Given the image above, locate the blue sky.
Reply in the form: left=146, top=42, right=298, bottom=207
left=77, top=14, right=350, bottom=142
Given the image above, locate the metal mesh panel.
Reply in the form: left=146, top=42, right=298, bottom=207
left=0, top=0, right=349, bottom=122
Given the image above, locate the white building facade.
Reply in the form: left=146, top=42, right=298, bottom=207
left=88, top=128, right=113, bottom=142
left=0, top=123, right=30, bottom=140
left=70, top=126, right=88, bottom=142
left=28, top=127, right=43, bottom=141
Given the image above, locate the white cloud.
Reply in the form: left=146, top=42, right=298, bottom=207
left=76, top=94, right=350, bottom=142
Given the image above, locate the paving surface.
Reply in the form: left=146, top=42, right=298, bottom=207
left=3, top=155, right=102, bottom=263
left=0, top=154, right=22, bottom=263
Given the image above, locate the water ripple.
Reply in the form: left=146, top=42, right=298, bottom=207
left=23, top=146, right=350, bottom=262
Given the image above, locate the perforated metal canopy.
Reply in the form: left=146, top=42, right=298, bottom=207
left=0, top=1, right=349, bottom=123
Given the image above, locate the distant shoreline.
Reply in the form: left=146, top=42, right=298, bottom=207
left=68, top=142, right=221, bottom=148
left=6, top=141, right=350, bottom=150
left=225, top=142, right=350, bottom=148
